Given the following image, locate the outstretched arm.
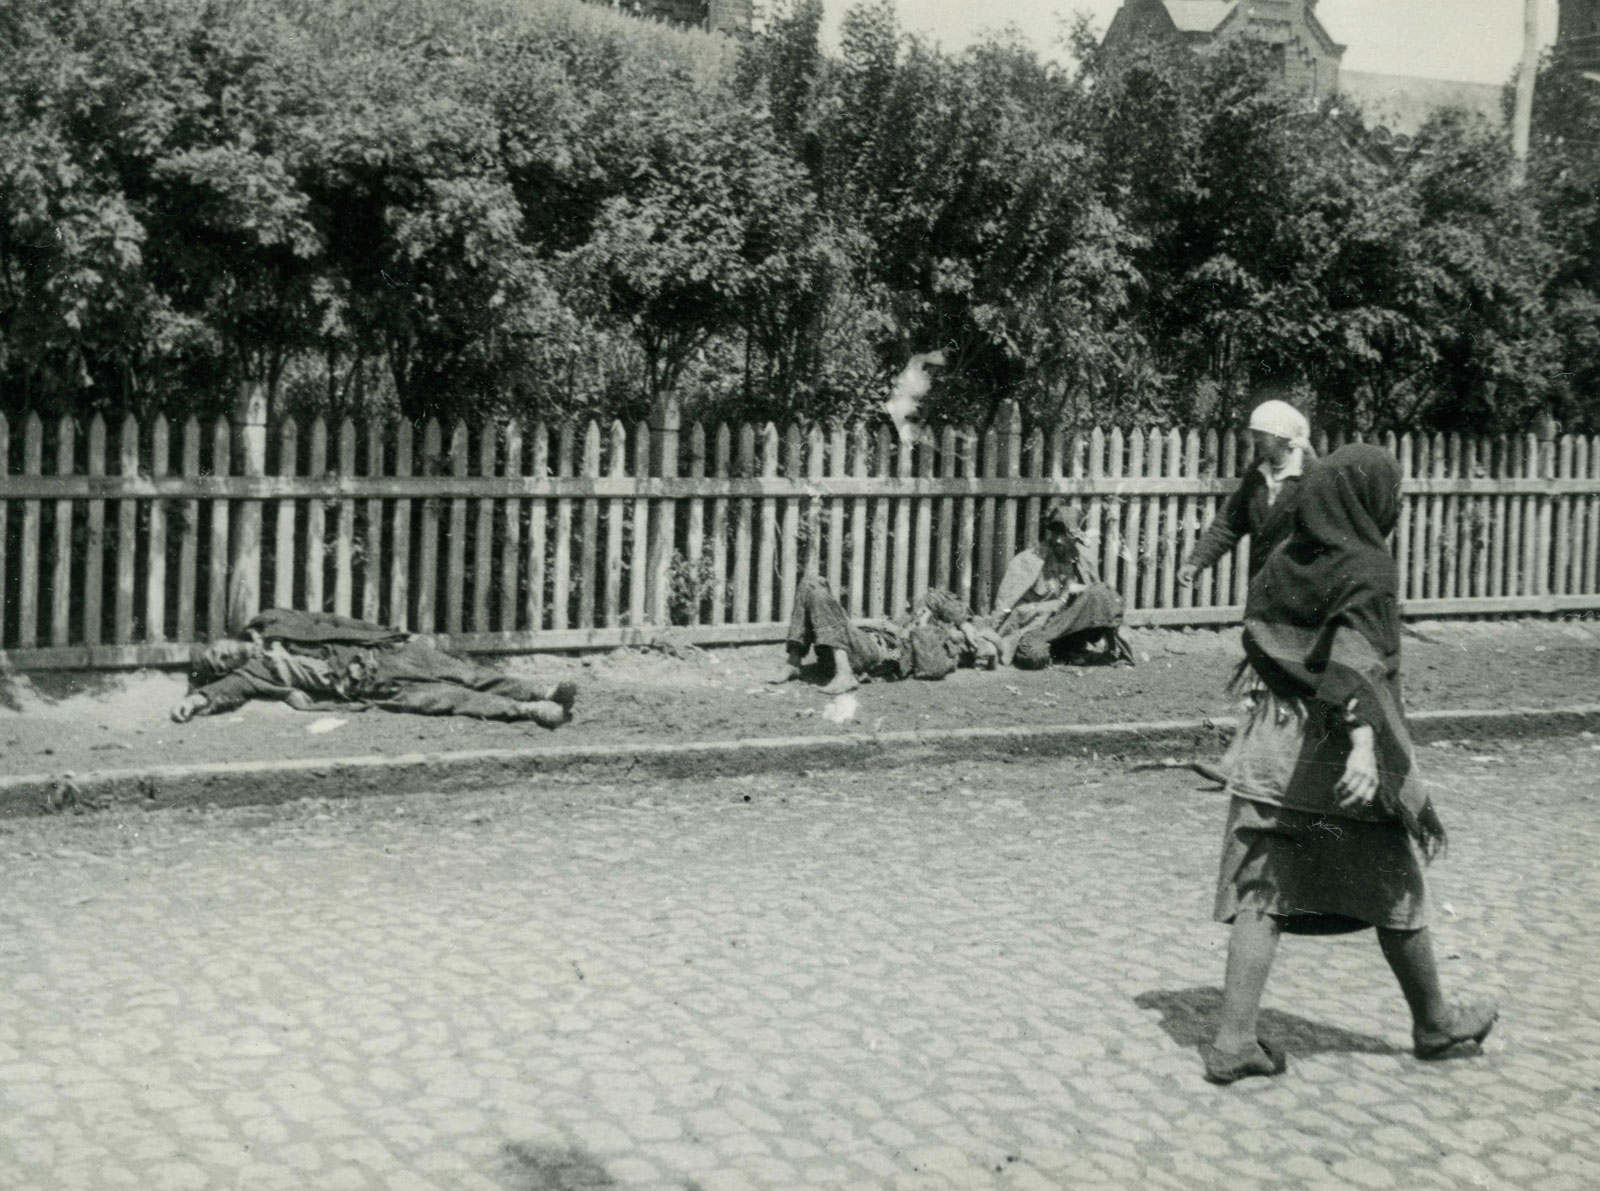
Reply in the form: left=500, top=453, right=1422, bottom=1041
left=171, top=662, right=305, bottom=721
left=1181, top=477, right=1254, bottom=585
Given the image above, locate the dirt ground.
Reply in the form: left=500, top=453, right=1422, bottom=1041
left=3, top=618, right=1599, bottom=779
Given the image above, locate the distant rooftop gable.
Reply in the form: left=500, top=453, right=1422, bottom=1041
left=1337, top=70, right=1505, bottom=137
left=1164, top=1, right=1236, bottom=35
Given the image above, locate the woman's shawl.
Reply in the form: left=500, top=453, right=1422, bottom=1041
left=1242, top=444, right=1445, bottom=857
left=993, top=548, right=1099, bottom=626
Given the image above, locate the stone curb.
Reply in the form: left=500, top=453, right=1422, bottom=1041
left=4, top=704, right=1598, bottom=818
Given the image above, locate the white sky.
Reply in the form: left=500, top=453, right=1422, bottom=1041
left=818, top=0, right=1560, bottom=85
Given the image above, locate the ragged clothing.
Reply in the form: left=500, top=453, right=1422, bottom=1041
left=1184, top=454, right=1307, bottom=580
left=991, top=546, right=1125, bottom=669
left=1213, top=443, right=1441, bottom=935
left=784, top=578, right=967, bottom=681
left=183, top=610, right=571, bottom=724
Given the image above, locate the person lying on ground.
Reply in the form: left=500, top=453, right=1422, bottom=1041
left=991, top=501, right=1134, bottom=669
left=1201, top=444, right=1495, bottom=1085
left=1178, top=396, right=1315, bottom=591
left=171, top=608, right=577, bottom=727
left=771, top=578, right=979, bottom=695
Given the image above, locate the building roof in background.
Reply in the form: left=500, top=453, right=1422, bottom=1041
left=1337, top=69, right=1506, bottom=136
left=1164, top=1, right=1237, bottom=34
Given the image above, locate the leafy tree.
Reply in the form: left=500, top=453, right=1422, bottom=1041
left=1530, top=50, right=1600, bottom=431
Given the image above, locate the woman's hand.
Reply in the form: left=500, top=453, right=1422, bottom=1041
left=1336, top=725, right=1380, bottom=809
left=1177, top=563, right=1199, bottom=588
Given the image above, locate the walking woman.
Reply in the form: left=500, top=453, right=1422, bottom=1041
left=1204, top=444, right=1497, bottom=1084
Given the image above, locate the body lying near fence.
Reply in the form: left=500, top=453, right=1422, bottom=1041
left=171, top=609, right=578, bottom=727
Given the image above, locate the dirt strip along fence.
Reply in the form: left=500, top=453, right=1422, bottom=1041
left=2, top=396, right=1599, bottom=671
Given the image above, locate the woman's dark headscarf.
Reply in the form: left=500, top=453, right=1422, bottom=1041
left=1243, top=443, right=1445, bottom=857
left=1247, top=442, right=1401, bottom=660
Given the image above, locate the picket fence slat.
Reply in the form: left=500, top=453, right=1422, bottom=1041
left=914, top=428, right=935, bottom=606
left=390, top=422, right=413, bottom=633
left=629, top=420, right=650, bottom=627
left=146, top=416, right=169, bottom=642
left=51, top=418, right=75, bottom=647
left=529, top=422, right=550, bottom=632
left=414, top=420, right=439, bottom=632
left=734, top=424, right=755, bottom=623
left=956, top=427, right=976, bottom=613
left=578, top=421, right=600, bottom=631
left=113, top=415, right=137, bottom=645
left=446, top=420, right=468, bottom=634
left=806, top=424, right=826, bottom=588
left=0, top=418, right=8, bottom=646
left=605, top=421, right=626, bottom=629
left=782, top=424, right=802, bottom=622
left=304, top=418, right=327, bottom=618
left=999, top=407, right=1022, bottom=614
left=1587, top=436, right=1600, bottom=594
left=7, top=402, right=1600, bottom=663
left=18, top=414, right=43, bottom=649
left=551, top=422, right=574, bottom=632
left=1103, top=427, right=1123, bottom=595
left=274, top=419, right=298, bottom=612
left=827, top=424, right=846, bottom=599
left=890, top=428, right=910, bottom=617
left=362, top=422, right=383, bottom=626
left=649, top=404, right=680, bottom=626
left=711, top=424, right=731, bottom=626
left=688, top=422, right=710, bottom=624
left=208, top=419, right=230, bottom=639
left=758, top=424, right=779, bottom=623
left=333, top=419, right=355, bottom=618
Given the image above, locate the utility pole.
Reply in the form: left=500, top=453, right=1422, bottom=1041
left=1511, top=0, right=1540, bottom=186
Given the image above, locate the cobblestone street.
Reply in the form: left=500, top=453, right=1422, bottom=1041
left=2, top=736, right=1598, bottom=1191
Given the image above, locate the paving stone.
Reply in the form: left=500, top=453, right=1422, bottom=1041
left=1, top=748, right=1596, bottom=1190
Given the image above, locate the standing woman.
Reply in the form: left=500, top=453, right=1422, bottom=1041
left=1178, top=398, right=1315, bottom=591
left=1204, top=444, right=1497, bottom=1083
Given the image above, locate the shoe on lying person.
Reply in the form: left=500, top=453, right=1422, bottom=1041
left=516, top=700, right=570, bottom=729
left=547, top=680, right=578, bottom=714
left=1414, top=1000, right=1498, bottom=1059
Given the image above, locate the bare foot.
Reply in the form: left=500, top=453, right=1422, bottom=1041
left=821, top=673, right=859, bottom=695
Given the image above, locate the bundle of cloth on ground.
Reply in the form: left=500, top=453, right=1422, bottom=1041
left=172, top=609, right=576, bottom=727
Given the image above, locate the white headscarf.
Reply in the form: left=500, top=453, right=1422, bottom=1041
left=1248, top=399, right=1312, bottom=451
left=1248, top=399, right=1312, bottom=501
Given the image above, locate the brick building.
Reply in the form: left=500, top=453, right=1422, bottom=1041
left=608, top=0, right=752, bottom=35
left=1102, top=0, right=1345, bottom=101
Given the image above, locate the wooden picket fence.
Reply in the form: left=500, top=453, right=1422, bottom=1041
left=2, top=397, right=1599, bottom=670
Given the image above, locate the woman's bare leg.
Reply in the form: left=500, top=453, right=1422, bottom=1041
left=1212, top=910, right=1282, bottom=1051
left=1377, top=926, right=1446, bottom=1030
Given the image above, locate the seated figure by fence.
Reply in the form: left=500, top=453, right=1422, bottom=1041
left=991, top=501, right=1135, bottom=669
left=172, top=609, right=577, bottom=727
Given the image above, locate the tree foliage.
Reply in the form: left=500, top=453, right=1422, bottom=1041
left=0, top=0, right=1593, bottom=432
